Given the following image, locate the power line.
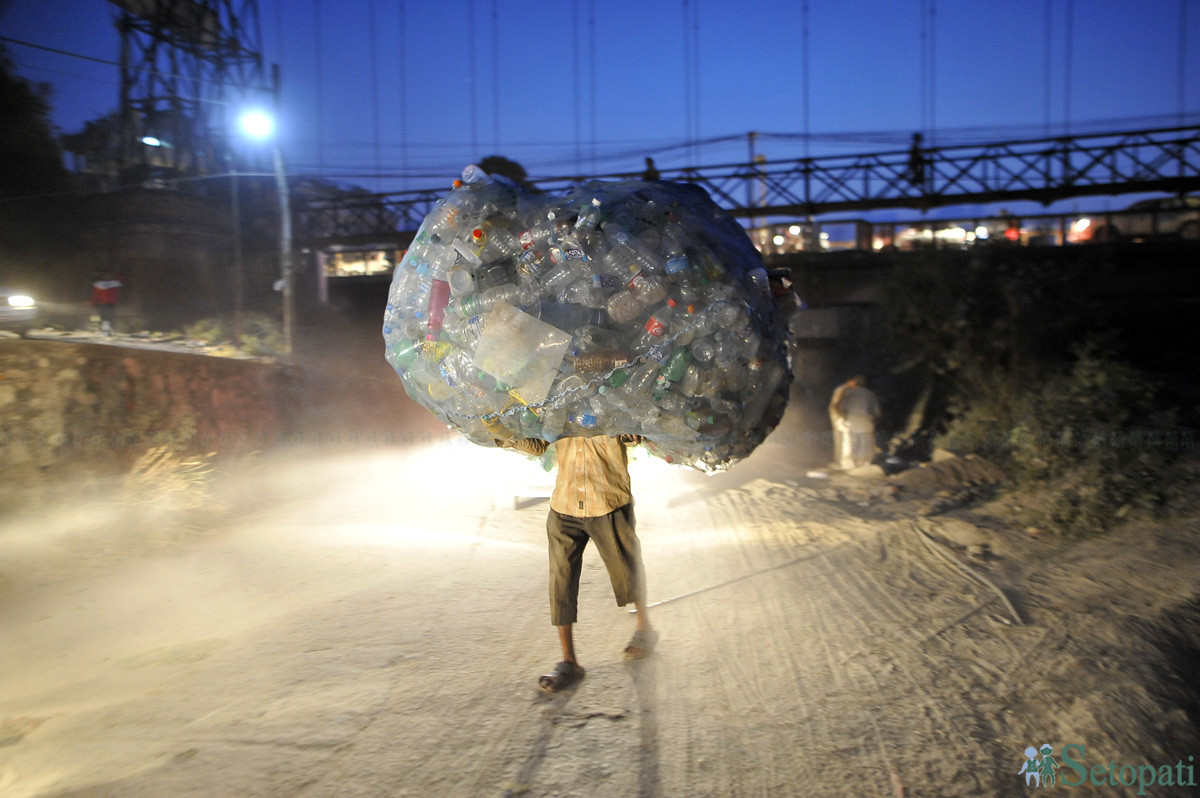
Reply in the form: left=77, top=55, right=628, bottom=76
left=1180, top=0, right=1189, bottom=125
left=588, top=0, right=597, bottom=173
left=1, top=34, right=119, bottom=71
left=683, top=0, right=692, bottom=164
left=1043, top=0, right=1052, bottom=136
left=1064, top=0, right=1074, bottom=133
left=918, top=0, right=927, bottom=135
left=691, top=0, right=701, bottom=158
left=929, top=0, right=937, bottom=142
left=918, top=0, right=937, bottom=142
left=0, top=33, right=267, bottom=93
left=467, top=0, right=478, bottom=157
left=314, top=0, right=324, bottom=168
left=398, top=0, right=409, bottom=191
left=492, top=0, right=501, bottom=151
left=284, top=112, right=1200, bottom=164
left=572, top=0, right=581, bottom=173
left=802, top=0, right=810, bottom=158
left=681, top=0, right=701, bottom=165
left=368, top=0, right=381, bottom=191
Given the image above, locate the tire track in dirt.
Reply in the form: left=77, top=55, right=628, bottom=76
left=639, top=477, right=1036, bottom=796
left=820, top=541, right=992, bottom=794
left=640, top=479, right=896, bottom=795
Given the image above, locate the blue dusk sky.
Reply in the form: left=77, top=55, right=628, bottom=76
left=2, top=0, right=1197, bottom=206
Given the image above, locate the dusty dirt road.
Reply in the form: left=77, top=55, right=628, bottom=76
left=2, top=333, right=1199, bottom=797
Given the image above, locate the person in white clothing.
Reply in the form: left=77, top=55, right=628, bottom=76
left=829, top=375, right=882, bottom=468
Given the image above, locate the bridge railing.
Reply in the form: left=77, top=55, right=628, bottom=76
left=680, top=125, right=1200, bottom=217
left=294, top=125, right=1200, bottom=246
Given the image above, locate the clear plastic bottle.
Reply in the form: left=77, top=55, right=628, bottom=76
left=738, top=359, right=786, bottom=431
left=709, top=299, right=744, bottom=330
left=623, top=359, right=661, bottom=399
left=399, top=276, right=430, bottom=340
left=539, top=405, right=568, bottom=440
left=563, top=278, right=602, bottom=308
left=424, top=194, right=465, bottom=239
left=731, top=323, right=762, bottom=361
left=451, top=237, right=483, bottom=268
left=516, top=247, right=547, bottom=280
left=636, top=226, right=662, bottom=256
left=472, top=220, right=522, bottom=263
left=447, top=265, right=475, bottom=296
left=676, top=270, right=702, bottom=312
left=407, top=353, right=460, bottom=401
left=387, top=337, right=421, bottom=374
left=746, top=266, right=773, bottom=311
left=568, top=408, right=599, bottom=430
left=554, top=373, right=587, bottom=396
left=539, top=231, right=590, bottom=298
left=567, top=324, right=602, bottom=357
left=438, top=347, right=475, bottom=389
left=662, top=228, right=701, bottom=312
left=627, top=402, right=662, bottom=432
left=668, top=306, right=699, bottom=346
left=590, top=394, right=632, bottom=432
left=519, top=210, right=557, bottom=252
left=517, top=407, right=543, bottom=438
left=721, top=359, right=749, bottom=391
left=607, top=272, right=668, bottom=324
left=678, top=363, right=702, bottom=397
left=552, top=230, right=588, bottom=265
left=457, top=283, right=525, bottom=317
left=460, top=163, right=488, bottom=184
left=660, top=222, right=691, bottom=275
left=574, top=197, right=603, bottom=232
left=602, top=227, right=662, bottom=276
left=441, top=313, right=485, bottom=349
left=712, top=335, right=740, bottom=367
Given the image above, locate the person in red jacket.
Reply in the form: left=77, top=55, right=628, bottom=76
left=90, top=271, right=123, bottom=336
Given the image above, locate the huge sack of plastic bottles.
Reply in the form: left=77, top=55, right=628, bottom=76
left=383, top=165, right=792, bottom=472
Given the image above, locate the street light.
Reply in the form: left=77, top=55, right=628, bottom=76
left=238, top=110, right=274, bottom=140
left=236, top=100, right=294, bottom=357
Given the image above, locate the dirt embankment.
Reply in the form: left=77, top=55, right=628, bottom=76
left=815, top=452, right=1200, bottom=785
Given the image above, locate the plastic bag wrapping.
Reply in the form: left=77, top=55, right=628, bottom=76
left=383, top=165, right=792, bottom=472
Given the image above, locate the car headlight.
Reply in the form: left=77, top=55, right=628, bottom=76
left=7, top=295, right=34, bottom=308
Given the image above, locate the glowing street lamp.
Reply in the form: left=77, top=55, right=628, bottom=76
left=237, top=104, right=293, bottom=357
left=238, top=109, right=275, bottom=140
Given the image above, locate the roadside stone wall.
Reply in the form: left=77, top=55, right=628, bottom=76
left=0, top=340, right=297, bottom=473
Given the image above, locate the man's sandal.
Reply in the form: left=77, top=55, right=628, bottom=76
left=539, top=661, right=585, bottom=692
left=624, top=629, right=658, bottom=660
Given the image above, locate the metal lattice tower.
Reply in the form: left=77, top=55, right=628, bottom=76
left=109, top=0, right=268, bottom=183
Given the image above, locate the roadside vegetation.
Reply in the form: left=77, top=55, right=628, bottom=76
left=181, top=313, right=286, bottom=358
left=876, top=245, right=1194, bottom=536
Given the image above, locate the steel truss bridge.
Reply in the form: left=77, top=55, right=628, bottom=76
left=296, top=124, right=1200, bottom=248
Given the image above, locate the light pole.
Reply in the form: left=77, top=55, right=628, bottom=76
left=238, top=101, right=293, bottom=357
left=226, top=152, right=244, bottom=346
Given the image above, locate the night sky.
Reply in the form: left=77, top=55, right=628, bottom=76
left=3, top=0, right=1198, bottom=207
